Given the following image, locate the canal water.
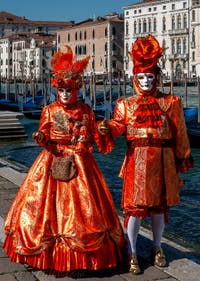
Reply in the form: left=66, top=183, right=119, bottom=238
left=0, top=85, right=200, bottom=254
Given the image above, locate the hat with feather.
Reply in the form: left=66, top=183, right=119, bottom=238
left=51, top=45, right=90, bottom=89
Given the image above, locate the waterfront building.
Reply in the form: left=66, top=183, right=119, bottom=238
left=0, top=11, right=73, bottom=37
left=0, top=33, right=56, bottom=80
left=0, top=11, right=73, bottom=80
left=57, top=13, right=124, bottom=79
left=123, top=0, right=200, bottom=79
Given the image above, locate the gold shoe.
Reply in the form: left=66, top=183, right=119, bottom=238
left=129, top=253, right=141, bottom=274
left=151, top=246, right=167, bottom=267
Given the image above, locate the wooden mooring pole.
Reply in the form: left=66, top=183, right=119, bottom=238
left=184, top=75, right=188, bottom=108
left=198, top=76, right=200, bottom=123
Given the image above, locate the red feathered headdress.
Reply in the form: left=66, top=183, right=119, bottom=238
left=51, top=45, right=90, bottom=89
left=130, top=34, right=162, bottom=74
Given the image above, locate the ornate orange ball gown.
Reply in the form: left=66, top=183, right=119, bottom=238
left=3, top=101, right=125, bottom=272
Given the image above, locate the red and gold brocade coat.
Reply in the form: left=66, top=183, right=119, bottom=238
left=4, top=101, right=125, bottom=272
left=95, top=91, right=193, bottom=221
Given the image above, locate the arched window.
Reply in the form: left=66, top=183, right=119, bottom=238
left=112, top=42, right=116, bottom=51
left=183, top=14, right=187, bottom=28
left=105, top=27, right=108, bottom=37
left=143, top=19, right=147, bottom=33
left=84, top=31, right=87, bottom=40
left=177, top=38, right=181, bottom=54
left=138, top=19, right=141, bottom=33
left=126, top=43, right=129, bottom=57
left=162, top=16, right=166, bottom=31
left=171, top=39, right=175, bottom=54
left=172, top=16, right=175, bottom=29
left=126, top=21, right=129, bottom=35
left=153, top=18, right=157, bottom=32
left=92, top=29, right=95, bottom=39
left=177, top=14, right=181, bottom=29
left=183, top=38, right=187, bottom=53
left=79, top=31, right=82, bottom=40
left=192, top=10, right=195, bottom=22
left=105, top=42, right=107, bottom=52
left=67, top=33, right=70, bottom=42
left=75, top=32, right=77, bottom=40
left=134, top=20, right=137, bottom=34
left=148, top=18, right=151, bottom=32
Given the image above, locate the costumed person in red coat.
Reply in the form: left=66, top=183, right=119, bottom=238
left=96, top=34, right=194, bottom=274
left=3, top=46, right=125, bottom=275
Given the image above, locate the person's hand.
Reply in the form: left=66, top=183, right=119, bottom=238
left=32, top=131, right=45, bottom=144
left=98, top=119, right=111, bottom=135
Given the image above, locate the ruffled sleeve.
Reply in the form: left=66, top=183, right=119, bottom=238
left=168, top=96, right=194, bottom=172
left=109, top=98, right=126, bottom=138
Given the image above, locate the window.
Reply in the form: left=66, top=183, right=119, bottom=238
left=112, top=60, right=116, bottom=68
left=148, top=8, right=151, bottom=12
left=192, top=51, right=195, bottom=61
left=183, top=38, right=187, bottom=53
left=172, top=16, right=175, bottom=29
left=92, top=29, right=95, bottom=39
left=126, top=11, right=129, bottom=15
left=79, top=31, right=82, bottom=40
left=192, top=10, right=196, bottom=22
left=192, top=28, right=195, bottom=44
left=177, top=39, right=181, bottom=54
left=105, top=27, right=108, bottom=37
left=163, top=5, right=166, bottom=10
left=153, top=18, right=157, bottom=32
left=75, top=32, right=77, bottom=40
left=143, top=19, right=147, bottom=33
left=126, top=43, right=129, bottom=57
left=162, top=16, right=166, bottom=32
left=112, top=42, right=116, bottom=52
left=134, top=20, right=137, bottom=34
left=138, top=20, right=141, bottom=33
left=183, top=14, right=187, bottom=28
left=112, top=27, right=116, bottom=36
left=177, top=14, right=181, bottom=29
left=192, top=65, right=196, bottom=73
left=105, top=42, right=107, bottom=52
left=148, top=18, right=151, bottom=33
left=153, top=7, right=157, bottom=11
left=183, top=2, right=186, bottom=8
left=171, top=39, right=175, bottom=54
left=126, top=21, right=129, bottom=35
left=67, top=33, right=70, bottom=42
left=84, top=31, right=87, bottom=40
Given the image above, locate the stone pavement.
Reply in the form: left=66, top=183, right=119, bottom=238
left=0, top=158, right=200, bottom=281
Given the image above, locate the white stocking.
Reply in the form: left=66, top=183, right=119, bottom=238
left=127, top=216, right=141, bottom=254
left=151, top=213, right=165, bottom=247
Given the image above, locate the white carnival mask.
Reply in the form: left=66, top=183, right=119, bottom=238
left=136, top=73, right=155, bottom=91
left=57, top=88, right=74, bottom=105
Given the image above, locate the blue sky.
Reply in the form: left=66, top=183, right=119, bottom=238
left=1, top=0, right=138, bottom=23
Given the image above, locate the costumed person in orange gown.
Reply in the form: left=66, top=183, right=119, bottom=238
left=96, top=34, right=194, bottom=274
left=3, top=46, right=125, bottom=274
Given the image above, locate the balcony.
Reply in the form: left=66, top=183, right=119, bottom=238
left=168, top=53, right=188, bottom=61
left=168, top=28, right=188, bottom=36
